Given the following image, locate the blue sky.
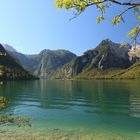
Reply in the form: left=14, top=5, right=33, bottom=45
left=0, top=0, right=138, bottom=55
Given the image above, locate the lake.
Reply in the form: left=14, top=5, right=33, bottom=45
left=0, top=80, right=140, bottom=140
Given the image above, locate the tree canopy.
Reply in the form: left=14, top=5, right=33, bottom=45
left=55, top=0, right=140, bottom=43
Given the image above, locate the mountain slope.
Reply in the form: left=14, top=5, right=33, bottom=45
left=53, top=60, right=140, bottom=80
left=117, top=61, right=140, bottom=79
left=35, top=49, right=76, bottom=77
left=77, top=61, right=140, bottom=80
left=0, top=44, right=38, bottom=80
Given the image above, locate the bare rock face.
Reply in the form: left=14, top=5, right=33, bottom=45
left=128, top=45, right=140, bottom=63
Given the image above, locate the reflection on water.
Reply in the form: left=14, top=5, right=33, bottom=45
left=0, top=80, right=140, bottom=137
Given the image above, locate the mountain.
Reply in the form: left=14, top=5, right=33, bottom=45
left=34, top=49, right=76, bottom=77
left=4, top=40, right=140, bottom=80
left=0, top=44, right=38, bottom=80
left=52, top=39, right=140, bottom=79
left=72, top=39, right=131, bottom=74
left=6, top=47, right=77, bottom=78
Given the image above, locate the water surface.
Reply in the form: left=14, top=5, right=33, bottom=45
left=0, top=80, right=140, bottom=139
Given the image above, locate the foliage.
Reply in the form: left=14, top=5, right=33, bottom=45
left=0, top=66, right=38, bottom=80
left=0, top=52, right=7, bottom=56
left=0, top=96, right=8, bottom=111
left=55, top=0, right=140, bottom=42
left=0, top=66, right=4, bottom=76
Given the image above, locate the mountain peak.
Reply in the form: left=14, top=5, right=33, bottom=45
left=39, top=49, right=51, bottom=54
left=100, top=39, right=113, bottom=44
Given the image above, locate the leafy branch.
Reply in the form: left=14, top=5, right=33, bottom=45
left=55, top=0, right=140, bottom=42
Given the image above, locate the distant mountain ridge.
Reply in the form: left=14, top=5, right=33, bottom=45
left=5, top=46, right=77, bottom=78
left=4, top=39, right=140, bottom=79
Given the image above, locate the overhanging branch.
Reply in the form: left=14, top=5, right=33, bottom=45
left=87, top=0, right=140, bottom=7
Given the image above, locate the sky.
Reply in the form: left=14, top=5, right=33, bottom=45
left=0, top=0, right=139, bottom=56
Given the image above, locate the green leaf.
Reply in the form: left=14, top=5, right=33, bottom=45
left=96, top=16, right=105, bottom=24
left=112, top=16, right=123, bottom=25
left=128, top=24, right=140, bottom=39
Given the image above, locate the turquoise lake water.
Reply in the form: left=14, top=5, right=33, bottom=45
left=0, top=80, right=140, bottom=139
